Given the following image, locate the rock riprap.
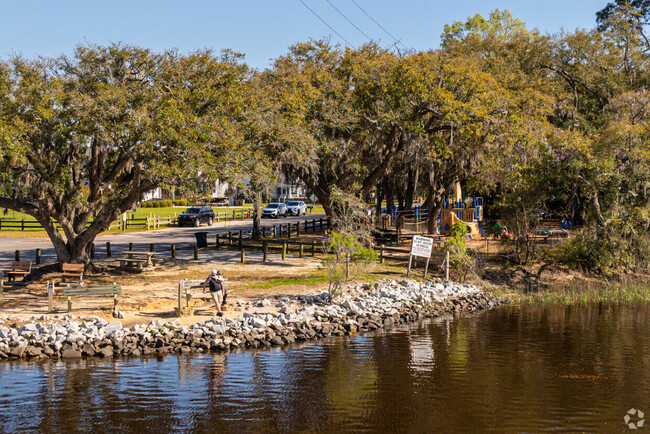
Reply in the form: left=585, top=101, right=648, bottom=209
left=0, top=280, right=501, bottom=360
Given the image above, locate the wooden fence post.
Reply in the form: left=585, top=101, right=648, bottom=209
left=47, top=281, right=53, bottom=313
left=238, top=230, right=243, bottom=249
left=240, top=248, right=245, bottom=264
left=171, top=244, right=176, bottom=259
left=273, top=225, right=277, bottom=238
left=35, top=248, right=41, bottom=265
left=263, top=241, right=268, bottom=262
left=296, top=222, right=300, bottom=237
left=15, top=250, right=19, bottom=261
left=299, top=243, right=303, bottom=258
left=380, top=244, right=384, bottom=264
left=129, top=242, right=134, bottom=251
left=150, top=243, right=155, bottom=252
left=311, top=240, right=315, bottom=256
left=282, top=242, right=287, bottom=260
left=21, top=220, right=24, bottom=231
left=216, top=234, right=220, bottom=248
left=106, top=242, right=111, bottom=257
left=193, top=246, right=199, bottom=260
left=287, top=223, right=291, bottom=239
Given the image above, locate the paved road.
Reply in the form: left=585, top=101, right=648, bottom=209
left=0, top=213, right=327, bottom=268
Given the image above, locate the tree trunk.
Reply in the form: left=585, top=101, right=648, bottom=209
left=252, top=191, right=262, bottom=240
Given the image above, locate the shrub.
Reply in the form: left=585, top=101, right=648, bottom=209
left=142, top=202, right=152, bottom=208
left=446, top=222, right=475, bottom=282
left=153, top=201, right=164, bottom=208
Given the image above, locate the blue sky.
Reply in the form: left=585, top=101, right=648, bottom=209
left=0, top=1, right=608, bottom=69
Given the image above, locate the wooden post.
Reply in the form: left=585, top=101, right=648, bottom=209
left=171, top=244, right=176, bottom=259
left=262, top=227, right=267, bottom=238
left=263, top=241, right=268, bottom=262
left=106, top=242, right=111, bottom=257
left=216, top=234, right=220, bottom=248
left=90, top=244, right=95, bottom=259
left=445, top=250, right=450, bottom=281
left=423, top=256, right=430, bottom=278
left=273, top=225, right=277, bottom=238
left=35, top=248, right=41, bottom=265
left=47, top=281, right=53, bottom=313
left=406, top=254, right=413, bottom=277
left=150, top=243, right=155, bottom=252
left=240, top=248, right=245, bottom=264
left=319, top=218, right=323, bottom=230
left=380, top=244, right=384, bottom=264
left=15, top=250, right=19, bottom=261
left=21, top=219, right=24, bottom=231
left=129, top=242, right=134, bottom=251
left=238, top=230, right=243, bottom=248
left=193, top=246, right=199, bottom=260
left=485, top=238, right=489, bottom=253
left=296, top=222, right=300, bottom=237
left=67, top=296, right=72, bottom=313
left=177, top=281, right=182, bottom=310
left=282, top=242, right=287, bottom=260
left=299, top=243, right=303, bottom=258
left=0, top=271, right=3, bottom=300
left=287, top=223, right=291, bottom=239
left=232, top=210, right=236, bottom=220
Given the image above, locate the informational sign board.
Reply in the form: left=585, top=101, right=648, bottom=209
left=410, top=235, right=433, bottom=258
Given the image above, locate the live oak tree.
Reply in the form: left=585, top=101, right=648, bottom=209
left=0, top=45, right=247, bottom=265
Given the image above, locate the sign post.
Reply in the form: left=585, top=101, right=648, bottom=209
left=408, top=235, right=434, bottom=278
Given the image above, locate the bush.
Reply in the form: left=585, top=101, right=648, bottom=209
left=153, top=201, right=164, bottom=208
left=142, top=201, right=152, bottom=208
left=446, top=223, right=475, bottom=282
left=172, top=199, right=187, bottom=206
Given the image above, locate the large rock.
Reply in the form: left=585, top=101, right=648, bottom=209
left=9, top=346, right=26, bottom=358
left=61, top=348, right=82, bottom=358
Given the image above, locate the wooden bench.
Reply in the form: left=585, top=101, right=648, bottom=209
left=117, top=258, right=148, bottom=269
left=62, top=284, right=121, bottom=312
left=7, top=260, right=32, bottom=282
left=61, top=263, right=84, bottom=285
left=175, top=278, right=230, bottom=316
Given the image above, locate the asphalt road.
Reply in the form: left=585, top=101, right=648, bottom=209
left=0, top=213, right=327, bottom=268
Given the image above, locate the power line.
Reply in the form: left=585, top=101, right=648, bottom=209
left=325, top=0, right=372, bottom=42
left=298, top=0, right=355, bottom=48
left=350, top=0, right=407, bottom=49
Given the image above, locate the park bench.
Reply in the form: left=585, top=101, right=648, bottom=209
left=61, top=263, right=84, bottom=285
left=6, top=260, right=32, bottom=282
left=61, top=284, right=121, bottom=312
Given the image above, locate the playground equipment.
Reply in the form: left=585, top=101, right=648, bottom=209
left=437, top=182, right=483, bottom=237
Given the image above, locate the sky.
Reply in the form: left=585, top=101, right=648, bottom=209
left=0, top=0, right=608, bottom=70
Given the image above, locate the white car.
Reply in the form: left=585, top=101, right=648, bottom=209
left=262, top=203, right=288, bottom=218
left=286, top=200, right=307, bottom=216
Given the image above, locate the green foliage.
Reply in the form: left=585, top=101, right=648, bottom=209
left=322, top=231, right=378, bottom=301
left=142, top=202, right=152, bottom=208
left=445, top=223, right=475, bottom=282
left=173, top=199, right=188, bottom=206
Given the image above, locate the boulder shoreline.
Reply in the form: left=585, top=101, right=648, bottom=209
left=0, top=279, right=501, bottom=361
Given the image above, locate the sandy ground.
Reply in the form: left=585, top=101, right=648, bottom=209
left=0, top=253, right=335, bottom=327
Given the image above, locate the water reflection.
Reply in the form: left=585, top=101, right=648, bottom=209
left=0, top=303, right=647, bottom=432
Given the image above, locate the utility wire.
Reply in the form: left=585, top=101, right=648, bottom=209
left=350, top=0, right=407, bottom=49
left=298, top=0, right=355, bottom=48
left=325, top=0, right=373, bottom=42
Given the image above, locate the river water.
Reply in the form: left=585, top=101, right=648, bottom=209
left=0, top=303, right=648, bottom=432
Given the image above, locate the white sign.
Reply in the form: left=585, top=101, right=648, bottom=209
left=410, top=235, right=433, bottom=258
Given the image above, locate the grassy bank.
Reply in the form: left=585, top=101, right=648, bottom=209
left=488, top=279, right=650, bottom=305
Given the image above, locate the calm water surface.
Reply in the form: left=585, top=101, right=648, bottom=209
left=0, top=303, right=648, bottom=432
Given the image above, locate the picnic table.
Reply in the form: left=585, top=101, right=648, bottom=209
left=117, top=251, right=158, bottom=269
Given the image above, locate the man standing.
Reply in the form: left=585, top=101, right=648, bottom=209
left=203, top=269, right=224, bottom=316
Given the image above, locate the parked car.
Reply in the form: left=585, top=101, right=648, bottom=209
left=262, top=203, right=288, bottom=218
left=210, top=197, right=230, bottom=206
left=286, top=200, right=307, bottom=216
left=177, top=206, right=215, bottom=227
